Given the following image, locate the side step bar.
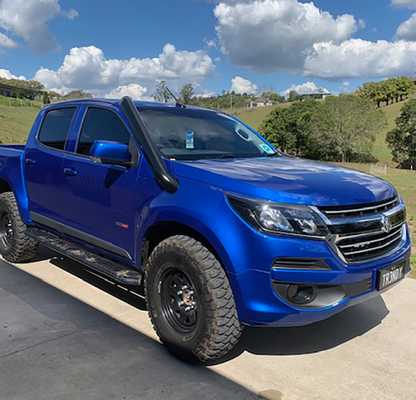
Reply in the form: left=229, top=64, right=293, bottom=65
left=26, top=228, right=142, bottom=286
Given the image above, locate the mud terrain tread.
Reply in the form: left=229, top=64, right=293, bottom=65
left=0, top=192, right=38, bottom=263
left=145, top=235, right=243, bottom=362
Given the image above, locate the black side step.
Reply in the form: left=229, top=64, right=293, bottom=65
left=26, top=228, right=142, bottom=286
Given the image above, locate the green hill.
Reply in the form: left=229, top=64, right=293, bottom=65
left=0, top=97, right=41, bottom=144
left=229, top=96, right=416, bottom=166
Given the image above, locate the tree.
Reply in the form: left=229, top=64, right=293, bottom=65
left=358, top=77, right=414, bottom=107
left=0, top=78, right=44, bottom=92
left=386, top=99, right=416, bottom=169
left=42, top=92, right=50, bottom=104
left=396, top=76, right=414, bottom=102
left=48, top=91, right=61, bottom=99
left=258, top=107, right=295, bottom=153
left=258, top=100, right=320, bottom=156
left=152, top=80, right=172, bottom=103
left=14, top=87, right=25, bottom=99
left=288, top=90, right=301, bottom=102
left=180, top=83, right=194, bottom=104
left=261, top=91, right=285, bottom=104
left=62, top=90, right=93, bottom=99
left=269, top=93, right=285, bottom=103
left=310, top=95, right=385, bottom=163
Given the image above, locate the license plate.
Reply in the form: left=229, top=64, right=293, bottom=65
left=377, top=262, right=406, bottom=291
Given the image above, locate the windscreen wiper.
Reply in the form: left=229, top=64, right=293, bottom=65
left=265, top=152, right=281, bottom=157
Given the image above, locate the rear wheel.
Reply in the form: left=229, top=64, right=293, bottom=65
left=145, top=235, right=243, bottom=363
left=0, top=192, right=39, bottom=263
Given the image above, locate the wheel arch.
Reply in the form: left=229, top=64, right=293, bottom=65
left=0, top=177, right=30, bottom=224
left=0, top=178, right=12, bottom=194
left=141, top=220, right=230, bottom=272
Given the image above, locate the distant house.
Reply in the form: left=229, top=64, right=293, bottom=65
left=299, top=92, right=331, bottom=100
left=0, top=83, right=42, bottom=100
left=245, top=99, right=274, bottom=108
left=0, top=83, right=13, bottom=98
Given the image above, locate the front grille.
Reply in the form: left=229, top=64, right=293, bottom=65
left=335, top=222, right=405, bottom=263
left=319, top=196, right=400, bottom=219
left=317, top=195, right=407, bottom=264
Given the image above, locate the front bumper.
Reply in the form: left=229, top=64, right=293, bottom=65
left=228, top=225, right=412, bottom=327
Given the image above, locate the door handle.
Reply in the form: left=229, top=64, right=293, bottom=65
left=25, top=158, right=36, bottom=165
left=63, top=167, right=78, bottom=176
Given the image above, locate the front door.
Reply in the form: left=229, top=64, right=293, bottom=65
left=60, top=106, right=139, bottom=260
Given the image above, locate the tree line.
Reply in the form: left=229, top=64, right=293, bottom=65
left=358, top=76, right=414, bottom=107
left=152, top=81, right=286, bottom=109
left=258, top=96, right=386, bottom=163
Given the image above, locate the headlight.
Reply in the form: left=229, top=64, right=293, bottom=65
left=227, top=193, right=329, bottom=238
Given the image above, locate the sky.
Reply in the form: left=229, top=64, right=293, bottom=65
left=1, top=0, right=416, bottom=99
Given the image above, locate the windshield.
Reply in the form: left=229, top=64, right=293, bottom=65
left=137, top=107, right=278, bottom=160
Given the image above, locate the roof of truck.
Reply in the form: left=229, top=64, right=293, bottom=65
left=46, top=98, right=219, bottom=112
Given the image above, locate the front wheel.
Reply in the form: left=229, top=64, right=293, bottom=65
left=145, top=235, right=243, bottom=363
left=0, top=192, right=39, bottom=263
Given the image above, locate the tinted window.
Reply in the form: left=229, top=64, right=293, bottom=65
left=38, top=108, right=76, bottom=150
left=137, top=107, right=278, bottom=160
left=77, top=108, right=131, bottom=155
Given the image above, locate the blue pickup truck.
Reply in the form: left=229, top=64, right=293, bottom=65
left=0, top=97, right=411, bottom=362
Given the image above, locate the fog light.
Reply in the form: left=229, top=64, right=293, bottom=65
left=287, top=284, right=315, bottom=305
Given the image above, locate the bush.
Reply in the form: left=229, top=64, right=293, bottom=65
left=259, top=96, right=385, bottom=163
left=386, top=99, right=416, bottom=170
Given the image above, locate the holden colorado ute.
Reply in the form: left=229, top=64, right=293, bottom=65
left=0, top=97, right=411, bottom=362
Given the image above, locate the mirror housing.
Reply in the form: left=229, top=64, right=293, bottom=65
left=90, top=140, right=132, bottom=167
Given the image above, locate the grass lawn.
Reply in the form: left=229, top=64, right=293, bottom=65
left=0, top=100, right=40, bottom=144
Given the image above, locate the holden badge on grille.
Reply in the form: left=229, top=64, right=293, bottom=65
left=381, top=214, right=392, bottom=233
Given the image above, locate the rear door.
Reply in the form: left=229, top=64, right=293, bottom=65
left=24, top=107, right=77, bottom=223
left=60, top=106, right=140, bottom=260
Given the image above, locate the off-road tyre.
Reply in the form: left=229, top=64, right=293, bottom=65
left=0, top=192, right=39, bottom=263
left=145, top=235, right=243, bottom=363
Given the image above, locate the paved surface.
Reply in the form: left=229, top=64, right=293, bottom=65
left=0, top=249, right=415, bottom=400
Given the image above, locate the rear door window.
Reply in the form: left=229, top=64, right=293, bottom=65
left=38, top=107, right=76, bottom=151
left=76, top=108, right=131, bottom=155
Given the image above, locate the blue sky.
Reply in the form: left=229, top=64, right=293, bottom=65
left=1, top=0, right=416, bottom=99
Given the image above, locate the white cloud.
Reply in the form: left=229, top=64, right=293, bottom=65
left=203, top=38, right=217, bottom=48
left=0, top=68, right=26, bottom=80
left=212, top=0, right=416, bottom=80
left=390, top=0, right=416, bottom=8
left=0, top=0, right=78, bottom=54
left=231, top=76, right=258, bottom=94
left=105, top=84, right=147, bottom=100
left=358, top=19, right=366, bottom=29
left=396, top=13, right=416, bottom=40
left=34, top=44, right=215, bottom=96
left=0, top=32, right=16, bottom=50
left=63, top=8, right=79, bottom=20
left=281, top=81, right=330, bottom=96
left=214, top=0, right=358, bottom=72
left=304, top=39, right=416, bottom=79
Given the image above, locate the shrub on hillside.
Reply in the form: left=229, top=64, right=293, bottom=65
left=259, top=96, right=385, bottom=163
left=386, top=99, right=416, bottom=170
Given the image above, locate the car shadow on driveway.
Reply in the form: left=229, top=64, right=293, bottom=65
left=45, top=252, right=389, bottom=364
left=0, top=257, right=259, bottom=400
left=220, top=294, right=388, bottom=362
left=1, top=251, right=390, bottom=368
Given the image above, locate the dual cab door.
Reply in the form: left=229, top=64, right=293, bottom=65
left=24, top=105, right=139, bottom=260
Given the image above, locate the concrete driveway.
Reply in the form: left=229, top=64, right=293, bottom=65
left=0, top=249, right=415, bottom=400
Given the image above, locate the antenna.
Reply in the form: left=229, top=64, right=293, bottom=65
left=165, top=86, right=186, bottom=108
